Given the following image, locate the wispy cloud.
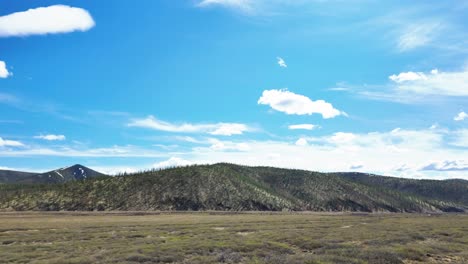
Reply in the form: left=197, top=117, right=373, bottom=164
left=449, top=129, right=468, bottom=148
left=153, top=157, right=193, bottom=169
left=421, top=160, right=468, bottom=172
left=0, top=93, right=19, bottom=104
left=196, top=0, right=375, bottom=16
left=0, top=145, right=165, bottom=158
left=258, top=89, right=345, bottom=119
left=128, top=116, right=252, bottom=136
left=0, top=61, right=11, bottom=78
left=34, top=134, right=66, bottom=141
left=288, top=124, right=319, bottom=130
left=1, top=127, right=467, bottom=179
left=387, top=68, right=468, bottom=97
left=397, top=22, right=443, bottom=52
left=179, top=127, right=468, bottom=179
left=0, top=137, right=24, bottom=147
left=277, top=57, right=287, bottom=68
left=0, top=5, right=95, bottom=37
left=342, top=67, right=468, bottom=103
left=197, top=0, right=253, bottom=14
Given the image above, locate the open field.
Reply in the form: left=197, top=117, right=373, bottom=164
left=0, top=212, right=467, bottom=264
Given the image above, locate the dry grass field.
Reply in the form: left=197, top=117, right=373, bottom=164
left=0, top=212, right=467, bottom=264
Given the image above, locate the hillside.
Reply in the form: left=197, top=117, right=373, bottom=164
left=0, top=163, right=466, bottom=212
left=0, top=170, right=37, bottom=184
left=0, top=165, right=105, bottom=184
left=337, top=172, right=468, bottom=208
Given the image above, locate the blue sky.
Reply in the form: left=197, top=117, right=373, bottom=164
left=0, top=0, right=467, bottom=178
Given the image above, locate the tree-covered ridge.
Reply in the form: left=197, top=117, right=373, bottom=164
left=0, top=163, right=466, bottom=212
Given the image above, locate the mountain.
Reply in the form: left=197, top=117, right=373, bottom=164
left=0, top=170, right=37, bottom=184
left=0, top=164, right=106, bottom=184
left=0, top=163, right=466, bottom=212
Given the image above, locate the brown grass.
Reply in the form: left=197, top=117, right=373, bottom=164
left=0, top=212, right=467, bottom=263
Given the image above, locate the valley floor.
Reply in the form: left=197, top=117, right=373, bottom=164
left=0, top=212, right=467, bottom=264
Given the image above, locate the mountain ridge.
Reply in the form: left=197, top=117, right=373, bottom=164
left=0, top=163, right=466, bottom=212
left=0, top=164, right=105, bottom=184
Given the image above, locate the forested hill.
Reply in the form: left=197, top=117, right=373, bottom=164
left=0, top=163, right=466, bottom=212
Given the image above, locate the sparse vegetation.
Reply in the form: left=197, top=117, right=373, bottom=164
left=0, top=163, right=466, bottom=212
left=0, top=212, right=466, bottom=263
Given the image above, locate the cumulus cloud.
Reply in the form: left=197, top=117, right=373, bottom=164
left=389, top=71, right=428, bottom=83
left=0, top=5, right=95, bottom=37
left=34, top=134, right=66, bottom=141
left=454, top=112, right=468, bottom=121
left=328, top=132, right=357, bottom=144
left=277, top=57, right=287, bottom=68
left=258, top=89, right=344, bottom=119
left=0, top=137, right=24, bottom=147
left=288, top=124, right=319, bottom=130
left=153, top=157, right=193, bottom=169
left=0, top=61, right=11, bottom=78
left=128, top=116, right=251, bottom=136
left=295, top=138, right=308, bottom=146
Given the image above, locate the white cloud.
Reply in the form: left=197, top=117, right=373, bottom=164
left=153, top=157, right=193, bottom=169
left=350, top=164, right=364, bottom=170
left=421, top=160, right=468, bottom=172
left=454, top=111, right=468, bottom=121
left=0, top=61, right=11, bottom=78
left=197, top=0, right=253, bottom=13
left=295, top=138, right=308, bottom=146
left=181, top=128, right=468, bottom=179
left=328, top=132, right=357, bottom=144
left=389, top=68, right=468, bottom=96
left=450, top=129, right=468, bottom=148
left=0, top=145, right=166, bottom=158
left=397, top=23, right=442, bottom=52
left=34, top=134, right=66, bottom=141
left=258, top=89, right=344, bottom=119
left=277, top=57, right=287, bottom=68
left=1, top=127, right=468, bottom=179
left=357, top=67, right=468, bottom=102
left=288, top=124, right=319, bottom=130
left=389, top=71, right=427, bottom=83
left=90, top=166, right=139, bottom=175
left=0, top=5, right=95, bottom=37
left=210, top=123, right=250, bottom=136
left=0, top=137, right=24, bottom=147
left=210, top=141, right=250, bottom=151
left=128, top=116, right=251, bottom=136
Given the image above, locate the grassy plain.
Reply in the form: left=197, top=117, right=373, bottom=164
left=0, top=212, right=467, bottom=264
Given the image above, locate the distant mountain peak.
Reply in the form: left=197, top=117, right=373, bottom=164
left=0, top=164, right=105, bottom=184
